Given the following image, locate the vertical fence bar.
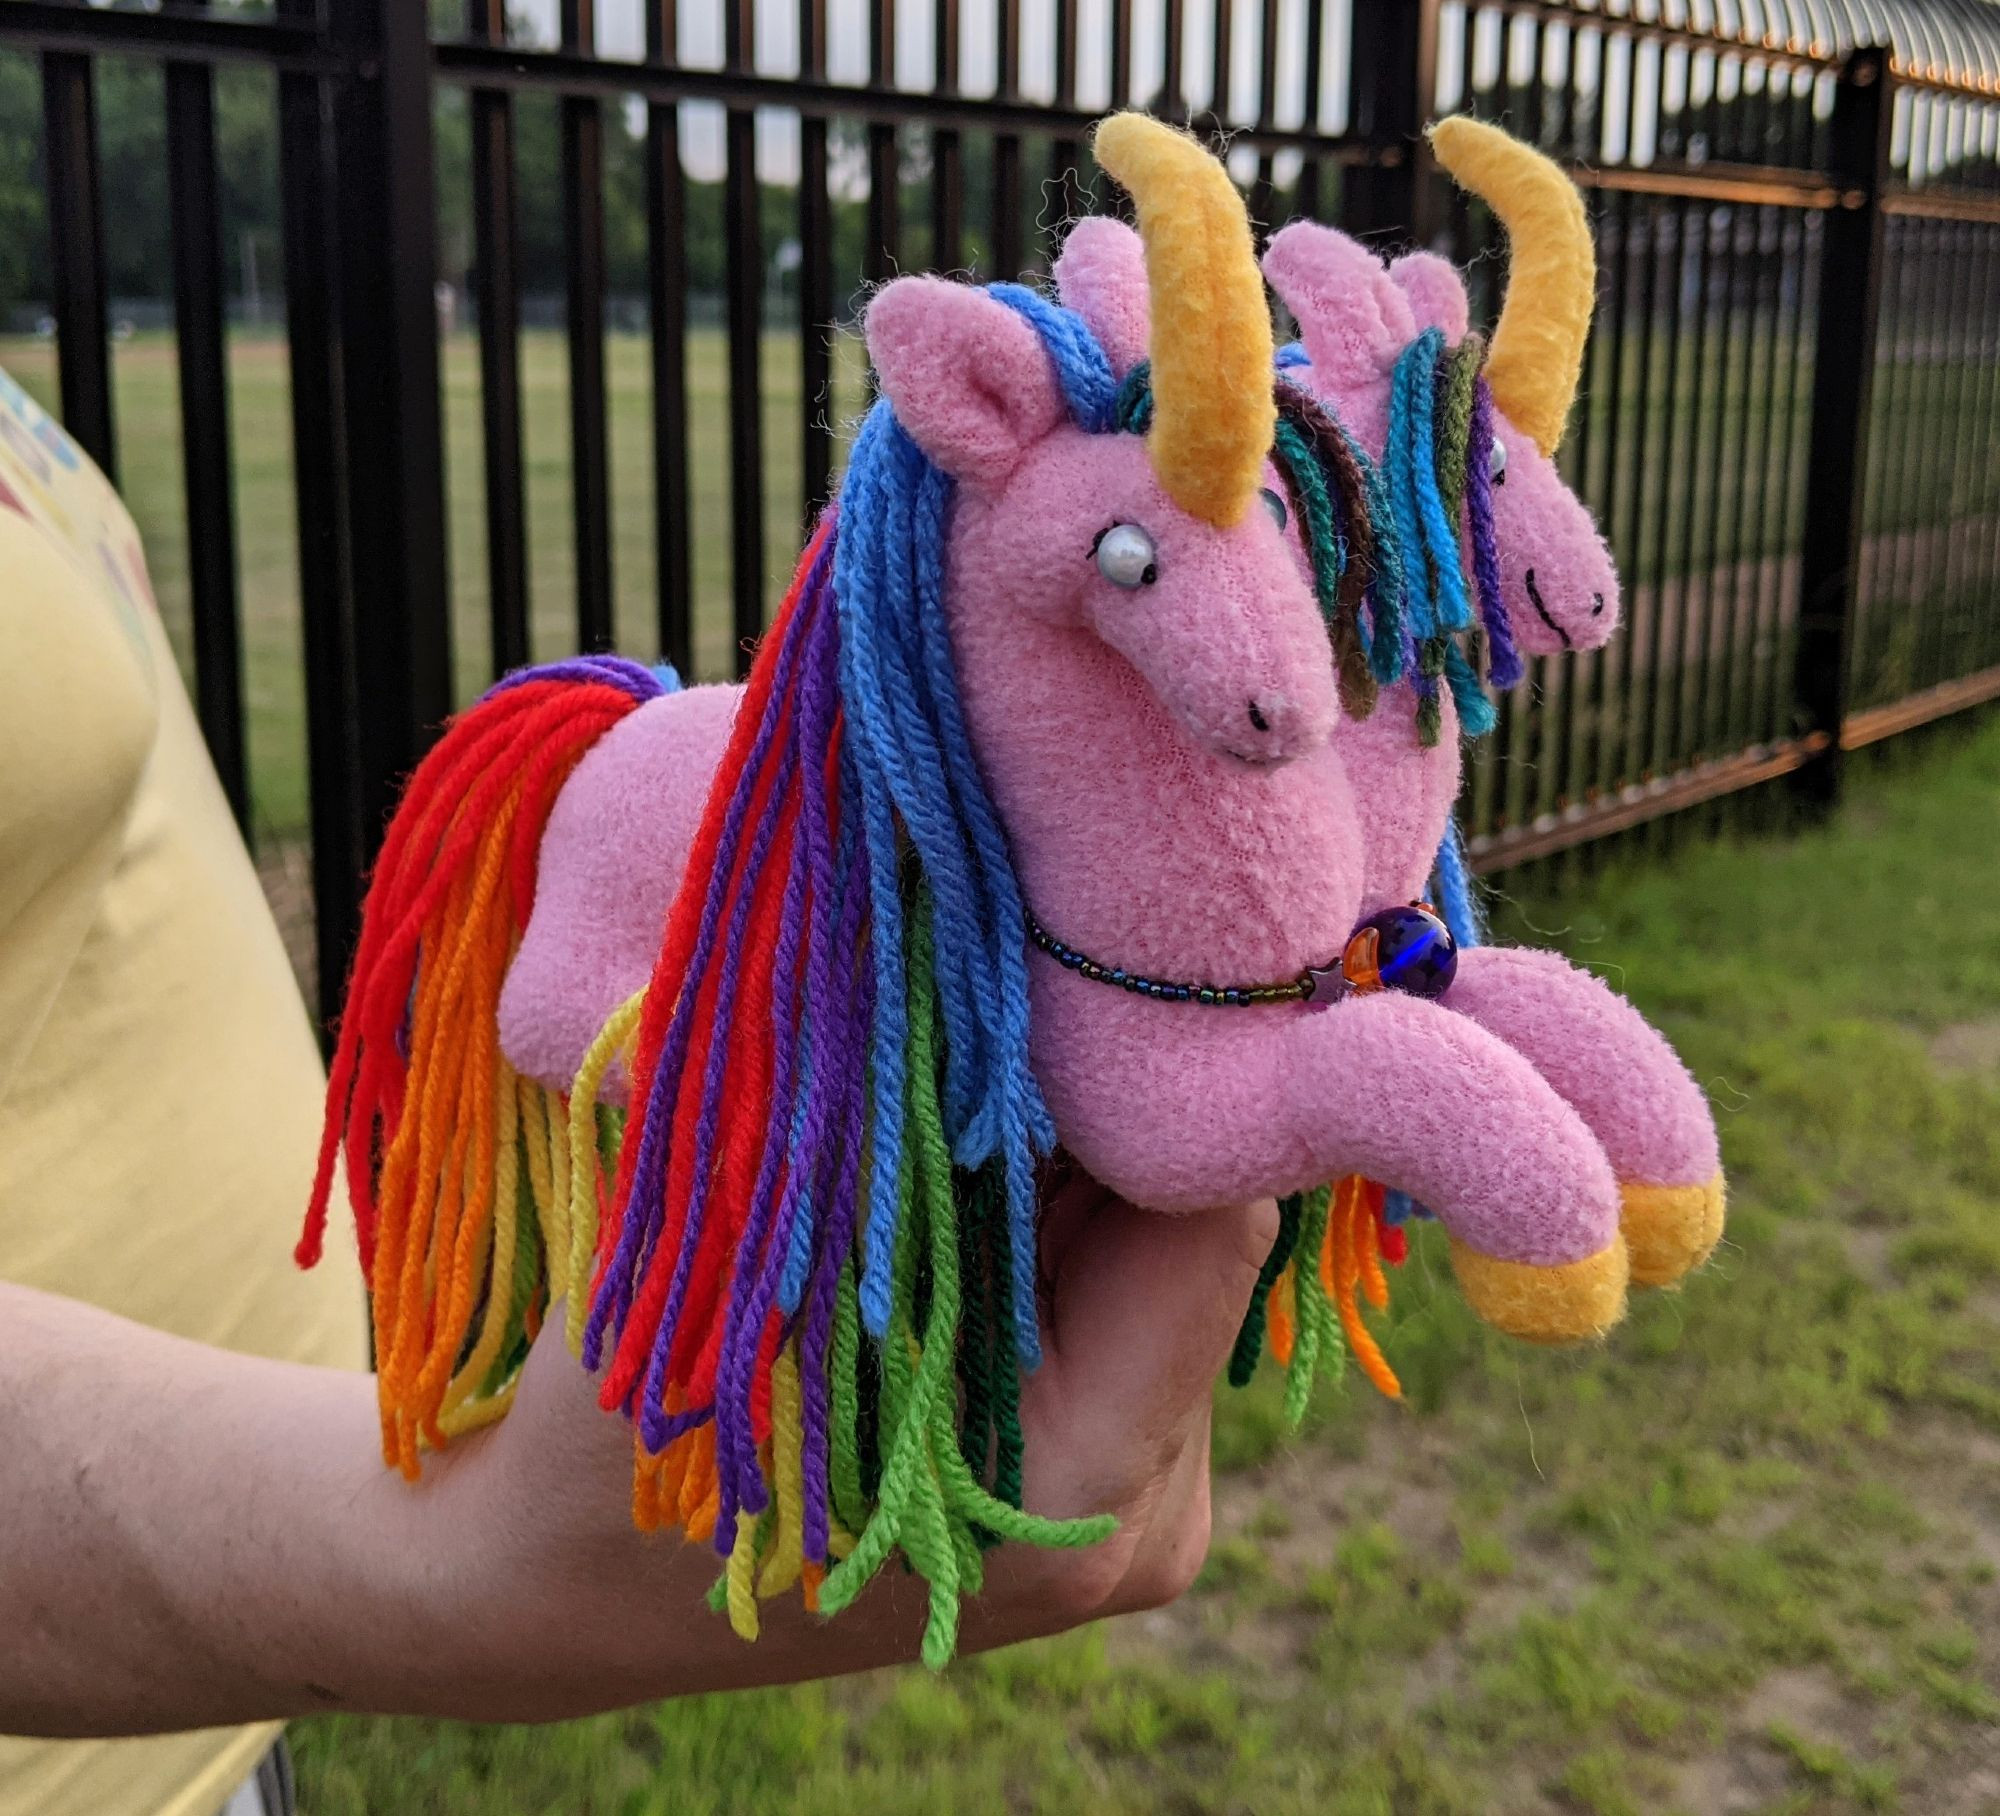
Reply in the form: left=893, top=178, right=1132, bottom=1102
left=1295, top=0, right=1328, bottom=221
left=1162, top=0, right=1185, bottom=115
left=1344, top=0, right=1438, bottom=243
left=468, top=0, right=531, bottom=677
left=800, top=0, right=835, bottom=526
left=931, top=0, right=963, bottom=270
left=867, top=0, right=900, bottom=281
left=1109, top=0, right=1132, bottom=113
left=561, top=0, right=614, bottom=651
left=276, top=0, right=362, bottom=1023
left=993, top=0, right=1023, bottom=278
left=163, top=20, right=249, bottom=829
left=1638, top=201, right=1687, bottom=784
left=723, top=0, right=766, bottom=664
left=41, top=48, right=117, bottom=480
left=325, top=0, right=453, bottom=843
left=1049, top=0, right=1085, bottom=220
left=1249, top=0, right=1280, bottom=233
left=1206, top=0, right=1233, bottom=132
left=647, top=0, right=693, bottom=673
left=1792, top=48, right=1891, bottom=804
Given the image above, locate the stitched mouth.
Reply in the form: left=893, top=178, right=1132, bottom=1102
left=1523, top=569, right=1573, bottom=649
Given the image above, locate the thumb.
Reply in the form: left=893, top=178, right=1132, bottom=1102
left=1040, top=1194, right=1282, bottom=1450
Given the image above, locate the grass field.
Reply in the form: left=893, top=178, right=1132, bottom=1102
left=4, top=321, right=1992, bottom=847
left=286, top=715, right=2000, bottom=1816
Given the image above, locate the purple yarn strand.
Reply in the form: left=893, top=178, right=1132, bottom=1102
left=584, top=534, right=833, bottom=1374
left=1468, top=380, right=1523, bottom=690
left=711, top=593, right=842, bottom=1520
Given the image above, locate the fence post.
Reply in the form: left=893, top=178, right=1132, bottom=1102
left=1790, top=46, right=1893, bottom=808
left=323, top=0, right=454, bottom=840
left=1342, top=0, right=1440, bottom=246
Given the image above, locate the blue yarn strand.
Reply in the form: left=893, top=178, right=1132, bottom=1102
left=1431, top=814, right=1486, bottom=950
left=987, top=285, right=1119, bottom=434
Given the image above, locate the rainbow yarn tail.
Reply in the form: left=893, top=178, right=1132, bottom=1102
left=1230, top=1175, right=1408, bottom=1409
left=297, top=655, right=666, bottom=1476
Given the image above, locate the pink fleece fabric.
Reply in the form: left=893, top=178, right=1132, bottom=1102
left=498, top=683, right=741, bottom=1100
left=1052, top=217, right=1151, bottom=377
left=1444, top=947, right=1721, bottom=1188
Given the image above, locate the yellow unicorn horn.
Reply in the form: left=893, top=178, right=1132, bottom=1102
left=1092, top=112, right=1274, bottom=528
left=1427, top=116, right=1596, bottom=457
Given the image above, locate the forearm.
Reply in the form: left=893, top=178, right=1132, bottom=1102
left=0, top=1282, right=458, bottom=1733
left=0, top=1281, right=1184, bottom=1734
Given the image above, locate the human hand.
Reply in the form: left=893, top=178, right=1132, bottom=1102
left=409, top=1172, right=1282, bottom=1718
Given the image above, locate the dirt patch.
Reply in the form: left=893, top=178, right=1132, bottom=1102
left=1930, top=1018, right=2000, bottom=1076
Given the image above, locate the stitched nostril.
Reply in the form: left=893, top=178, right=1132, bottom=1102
left=1591, top=593, right=1606, bottom=616
left=1247, top=700, right=1271, bottom=734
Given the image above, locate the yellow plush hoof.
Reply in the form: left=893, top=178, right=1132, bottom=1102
left=1621, top=1174, right=1726, bottom=1288
left=1449, top=1238, right=1629, bottom=1345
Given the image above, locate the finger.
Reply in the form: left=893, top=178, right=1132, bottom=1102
left=1041, top=1193, right=1281, bottom=1448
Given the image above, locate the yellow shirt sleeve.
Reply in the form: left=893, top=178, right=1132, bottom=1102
left=0, top=371, right=367, bottom=1816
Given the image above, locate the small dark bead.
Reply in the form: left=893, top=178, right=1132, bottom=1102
left=1063, top=951, right=1083, bottom=970
left=1111, top=969, right=1126, bottom=986
left=1198, top=988, right=1216, bottom=1005
left=1177, top=986, right=1192, bottom=1002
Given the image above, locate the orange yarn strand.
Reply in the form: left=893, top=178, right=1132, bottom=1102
left=1330, top=1177, right=1401, bottom=1400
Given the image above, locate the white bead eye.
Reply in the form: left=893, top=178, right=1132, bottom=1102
left=1489, top=437, right=1509, bottom=484
left=1260, top=486, right=1288, bottom=532
left=1094, top=523, right=1158, bottom=589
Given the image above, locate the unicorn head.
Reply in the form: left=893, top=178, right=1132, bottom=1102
left=865, top=125, right=1342, bottom=769
left=1263, top=117, right=1619, bottom=669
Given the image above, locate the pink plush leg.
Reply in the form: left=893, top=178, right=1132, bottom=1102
left=498, top=683, right=742, bottom=1099
left=1445, top=946, right=1725, bottom=1286
left=1033, top=976, right=1629, bottom=1342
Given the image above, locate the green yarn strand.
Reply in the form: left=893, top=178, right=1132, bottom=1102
left=1228, top=1193, right=1304, bottom=1388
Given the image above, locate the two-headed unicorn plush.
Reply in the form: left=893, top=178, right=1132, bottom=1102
left=299, top=113, right=1725, bottom=1664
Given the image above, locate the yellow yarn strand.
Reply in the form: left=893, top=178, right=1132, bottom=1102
left=544, top=1084, right=572, bottom=1288
left=725, top=1509, right=762, bottom=1642
left=1093, top=112, right=1275, bottom=527
left=565, top=989, right=646, bottom=1355
left=1426, top=116, right=1595, bottom=456
left=439, top=1059, right=522, bottom=1422
left=517, top=1071, right=567, bottom=1281
left=759, top=1343, right=808, bottom=1598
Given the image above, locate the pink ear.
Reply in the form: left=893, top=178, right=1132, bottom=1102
left=1262, top=222, right=1415, bottom=389
left=864, top=277, right=1067, bottom=491
left=1389, top=252, right=1470, bottom=343
left=1053, top=216, right=1150, bottom=377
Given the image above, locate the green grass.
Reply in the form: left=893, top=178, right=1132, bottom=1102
left=290, top=715, right=2000, bottom=1815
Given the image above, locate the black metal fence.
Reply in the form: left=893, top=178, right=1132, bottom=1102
left=4, top=0, right=1999, bottom=1019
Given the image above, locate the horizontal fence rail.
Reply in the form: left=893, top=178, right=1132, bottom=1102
left=4, top=0, right=2000, bottom=1015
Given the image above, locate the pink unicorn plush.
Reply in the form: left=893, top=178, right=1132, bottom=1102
left=300, top=113, right=1725, bottom=1662
left=1252, top=119, right=1724, bottom=1294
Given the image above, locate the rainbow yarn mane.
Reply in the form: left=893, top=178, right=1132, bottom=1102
left=1279, top=329, right=1520, bottom=746
left=557, top=292, right=1387, bottom=1659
